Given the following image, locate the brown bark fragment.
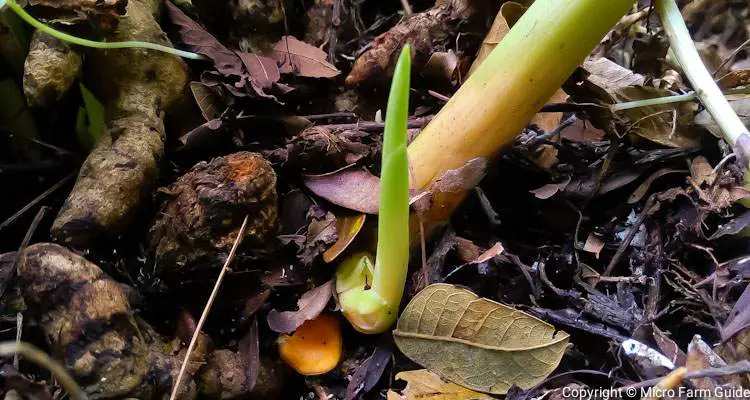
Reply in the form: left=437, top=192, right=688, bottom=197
left=150, top=152, right=278, bottom=279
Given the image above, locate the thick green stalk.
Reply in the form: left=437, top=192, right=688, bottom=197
left=336, top=46, right=411, bottom=334
left=407, top=0, right=634, bottom=189
left=2, top=0, right=205, bottom=60
left=654, top=0, right=749, bottom=154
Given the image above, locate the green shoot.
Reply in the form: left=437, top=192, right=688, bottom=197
left=75, top=83, right=106, bottom=149
left=336, top=45, right=411, bottom=334
left=1, top=0, right=205, bottom=60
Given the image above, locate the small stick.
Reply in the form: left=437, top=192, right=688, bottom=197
left=169, top=215, right=250, bottom=400
left=618, top=361, right=750, bottom=392
left=399, top=0, right=412, bottom=17
left=603, top=194, right=657, bottom=277
left=0, top=341, right=86, bottom=400
left=0, top=172, right=74, bottom=232
left=642, top=367, right=687, bottom=400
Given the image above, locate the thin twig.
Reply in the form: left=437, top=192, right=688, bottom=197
left=0, top=341, right=86, bottom=400
left=0, top=172, right=75, bottom=233
left=399, top=0, right=412, bottom=17
left=603, top=194, right=657, bottom=277
left=169, top=214, right=250, bottom=400
left=618, top=361, right=750, bottom=392
left=714, top=37, right=750, bottom=76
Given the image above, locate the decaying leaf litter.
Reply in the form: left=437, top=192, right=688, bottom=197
left=1, top=0, right=750, bottom=398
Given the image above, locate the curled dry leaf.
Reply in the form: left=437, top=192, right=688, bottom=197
left=627, top=168, right=687, bottom=204
left=270, top=36, right=340, bottom=78
left=190, top=82, right=224, bottom=121
left=387, top=370, right=492, bottom=400
left=394, top=284, right=569, bottom=394
left=346, top=345, right=393, bottom=400
left=323, top=213, right=366, bottom=263
left=267, top=280, right=334, bottom=333
left=530, top=176, right=571, bottom=199
left=303, top=167, right=381, bottom=214
left=583, top=57, right=645, bottom=92
left=582, top=233, right=605, bottom=259
left=717, top=69, right=750, bottom=89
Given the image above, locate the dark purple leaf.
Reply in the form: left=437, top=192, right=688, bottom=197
left=238, top=318, right=260, bottom=392
left=266, top=280, right=334, bottom=333
left=237, top=52, right=281, bottom=89
left=722, top=283, right=750, bottom=341
left=175, top=310, right=197, bottom=345
left=270, top=36, right=340, bottom=78
left=345, top=345, right=393, bottom=400
left=164, top=1, right=243, bottom=75
left=303, top=167, right=381, bottom=214
left=709, top=210, right=750, bottom=240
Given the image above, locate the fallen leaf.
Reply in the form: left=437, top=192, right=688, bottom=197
left=583, top=233, right=605, bottom=259
left=323, top=213, right=366, bottom=263
left=299, top=210, right=338, bottom=265
left=468, top=2, right=525, bottom=76
left=387, top=370, right=492, bottom=400
left=621, top=338, right=675, bottom=378
left=471, top=242, right=504, bottom=264
left=529, top=176, right=571, bottom=199
left=267, top=280, right=334, bottom=333
left=583, top=58, right=645, bottom=92
left=689, top=156, right=715, bottom=186
left=175, top=310, right=197, bottom=345
left=421, top=51, right=459, bottom=85
left=394, top=284, right=569, bottom=394
left=627, top=168, right=687, bottom=204
left=165, top=2, right=281, bottom=98
left=615, top=86, right=700, bottom=148
left=190, top=82, right=224, bottom=121
left=304, top=167, right=381, bottom=214
left=718, top=69, right=750, bottom=89
left=686, top=335, right=742, bottom=390
left=270, top=36, right=340, bottom=78
left=238, top=318, right=260, bottom=391
left=346, top=345, right=393, bottom=400
left=652, top=324, right=686, bottom=367
left=559, top=120, right=606, bottom=142
left=431, top=158, right=488, bottom=193
left=721, top=283, right=750, bottom=342
left=709, top=210, right=750, bottom=240
left=237, top=52, right=281, bottom=89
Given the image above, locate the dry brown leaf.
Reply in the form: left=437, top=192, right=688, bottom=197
left=583, top=58, right=646, bottom=93
left=387, top=370, right=492, bottom=400
left=323, top=213, right=366, bottom=263
left=190, top=82, right=224, bottom=121
left=615, top=86, right=700, bottom=148
left=468, top=2, right=525, bottom=76
left=530, top=176, right=571, bottom=199
left=718, top=69, right=750, bottom=89
left=583, top=233, right=605, bottom=259
left=270, top=36, right=340, bottom=78
left=267, top=280, right=334, bottom=333
left=627, top=168, right=687, bottom=204
left=560, top=120, right=606, bottom=142
left=394, top=284, right=569, bottom=394
left=421, top=51, right=460, bottom=85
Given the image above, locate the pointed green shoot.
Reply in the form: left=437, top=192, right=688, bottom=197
left=336, top=45, right=411, bottom=334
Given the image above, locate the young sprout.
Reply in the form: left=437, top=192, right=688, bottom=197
left=1, top=0, right=205, bottom=60
left=335, top=45, right=411, bottom=334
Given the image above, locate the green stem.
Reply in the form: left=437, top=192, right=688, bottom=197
left=4, top=0, right=206, bottom=60
left=612, top=86, right=750, bottom=112
left=654, top=0, right=749, bottom=148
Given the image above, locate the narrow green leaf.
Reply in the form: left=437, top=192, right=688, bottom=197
left=76, top=83, right=105, bottom=149
left=372, top=45, right=411, bottom=308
